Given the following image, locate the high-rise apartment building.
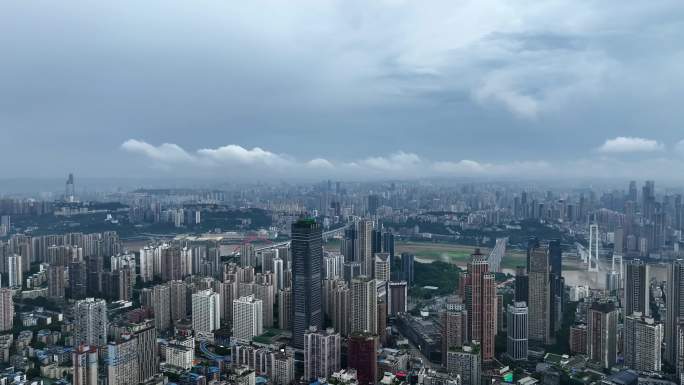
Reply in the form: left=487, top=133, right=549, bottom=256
left=192, top=289, right=220, bottom=340
left=373, top=253, right=390, bottom=282
left=388, top=281, right=407, bottom=315
left=351, top=276, right=377, bottom=334
left=624, top=312, right=663, bottom=372
left=666, top=260, right=684, bottom=367
left=507, top=302, right=528, bottom=361
left=168, top=280, right=188, bottom=322
left=445, top=344, right=481, bottom=385
left=355, top=220, right=374, bottom=276
left=441, top=302, right=468, bottom=366
left=0, top=288, right=14, bottom=332
left=72, top=345, right=99, bottom=385
left=48, top=265, right=66, bottom=299
left=107, top=335, right=139, bottom=385
left=233, top=295, right=263, bottom=342
left=303, top=326, right=341, bottom=381
left=291, top=218, right=323, bottom=349
left=74, top=298, right=108, bottom=347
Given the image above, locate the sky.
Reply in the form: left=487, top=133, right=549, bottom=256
left=1, top=0, right=684, bottom=182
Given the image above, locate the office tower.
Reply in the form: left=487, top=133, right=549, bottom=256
left=629, top=181, right=638, bottom=202
left=48, top=265, right=66, bottom=299
left=377, top=299, right=388, bottom=346
left=355, top=220, right=373, bottom=276
left=528, top=246, right=551, bottom=344
left=569, top=325, right=588, bottom=354
left=401, top=253, right=414, bottom=286
left=278, top=288, right=292, bottom=330
left=271, top=351, right=295, bottom=385
left=7, top=254, right=22, bottom=287
left=374, top=253, right=390, bottom=282
left=624, top=312, right=662, bottom=372
left=441, top=303, right=468, bottom=366
left=371, top=229, right=382, bottom=256
left=514, top=266, right=529, bottom=303
left=169, top=280, right=188, bottom=322
left=351, top=276, right=377, bottom=334
left=624, top=259, right=649, bottom=317
left=69, top=260, right=88, bottom=299
left=72, top=345, right=99, bottom=385
left=304, top=327, right=342, bottom=381
left=150, top=284, right=171, bottom=332
left=192, top=289, right=220, bottom=340
left=233, top=295, right=263, bottom=342
left=388, top=281, right=407, bottom=315
left=445, top=344, right=481, bottom=385
left=0, top=288, right=13, bottom=331
left=291, top=218, right=323, bottom=349
left=74, top=298, right=108, bottom=347
left=86, top=255, right=103, bottom=296
left=549, top=240, right=564, bottom=333
left=666, top=260, right=684, bottom=366
left=382, top=231, right=395, bottom=258
left=507, top=302, right=529, bottom=361
left=341, top=227, right=357, bottom=262
left=367, top=194, right=380, bottom=216
left=348, top=333, right=378, bottom=385
left=587, top=302, right=618, bottom=369
left=107, top=335, right=139, bottom=385
left=462, top=250, right=496, bottom=360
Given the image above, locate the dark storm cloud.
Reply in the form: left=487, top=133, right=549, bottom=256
left=1, top=0, right=684, bottom=181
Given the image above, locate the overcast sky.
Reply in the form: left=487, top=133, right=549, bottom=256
left=1, top=0, right=684, bottom=182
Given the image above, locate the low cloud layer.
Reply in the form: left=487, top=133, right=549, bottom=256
left=598, top=137, right=663, bottom=153
left=122, top=139, right=684, bottom=181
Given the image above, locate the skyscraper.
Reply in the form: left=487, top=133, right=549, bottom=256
left=665, top=260, right=684, bottom=366
left=131, top=322, right=158, bottom=383
left=348, top=333, right=378, bottom=385
left=462, top=250, right=496, bottom=360
left=69, top=260, right=88, bottom=299
left=548, top=239, right=564, bottom=333
left=0, top=288, right=13, bottom=332
left=303, top=326, right=341, bottom=381
left=587, top=302, right=618, bottom=369
left=291, top=218, right=323, bottom=349
left=624, top=312, right=663, bottom=372
left=507, top=302, right=528, bottom=361
left=168, top=280, right=188, bottom=322
left=528, top=245, right=551, bottom=344
left=72, top=345, right=99, bottom=385
left=7, top=254, right=22, bottom=288
left=150, top=284, right=171, bottom=332
left=445, top=344, right=481, bottom=385
left=373, top=253, right=390, bottom=282
left=192, top=289, right=220, bottom=340
left=351, top=276, right=377, bottom=334
left=514, top=266, right=529, bottom=303
left=401, top=253, right=414, bottom=286
left=355, top=220, right=373, bottom=276
left=624, top=259, right=649, bottom=317
left=74, top=298, right=108, bottom=347
left=388, top=281, right=408, bottom=315
left=233, top=295, right=263, bottom=342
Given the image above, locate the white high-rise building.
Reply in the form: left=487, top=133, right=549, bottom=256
left=624, top=312, right=663, bottom=372
left=74, top=298, right=108, bottom=347
left=7, top=254, right=22, bottom=288
left=507, top=302, right=528, bottom=361
left=139, top=247, right=155, bottom=282
left=355, top=220, right=373, bottom=276
left=233, top=295, right=263, bottom=342
left=323, top=253, right=344, bottom=280
left=192, top=289, right=221, bottom=340
left=304, top=327, right=342, bottom=381
left=351, top=276, right=377, bottom=334
left=373, top=253, right=390, bottom=282
left=273, top=258, right=284, bottom=290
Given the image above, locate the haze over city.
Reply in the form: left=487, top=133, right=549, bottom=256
left=2, top=2, right=684, bottom=385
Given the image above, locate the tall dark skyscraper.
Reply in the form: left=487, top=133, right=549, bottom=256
left=401, top=253, right=414, bottom=286
left=291, top=218, right=324, bottom=349
left=549, top=239, right=564, bottom=333
left=624, top=259, right=649, bottom=317
left=514, top=266, right=529, bottom=303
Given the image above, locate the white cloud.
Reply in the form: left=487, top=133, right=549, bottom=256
left=121, top=139, right=194, bottom=163
left=359, top=151, right=422, bottom=172
left=598, top=137, right=663, bottom=153
left=197, top=145, right=288, bottom=166
left=307, top=158, right=335, bottom=168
